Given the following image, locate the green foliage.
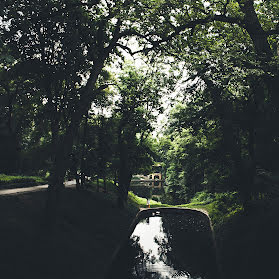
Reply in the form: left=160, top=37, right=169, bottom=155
left=190, top=191, right=214, bottom=205
left=127, top=188, right=243, bottom=230
left=152, top=0, right=279, bottom=208
left=130, top=185, right=164, bottom=199
left=208, top=192, right=243, bottom=229
left=1, top=0, right=279, bottom=216
left=0, top=174, right=47, bottom=189
left=151, top=195, right=160, bottom=202
left=78, top=114, right=117, bottom=180
left=159, top=101, right=234, bottom=204
left=160, top=191, right=179, bottom=205
left=178, top=192, right=243, bottom=230
left=112, top=63, right=169, bottom=206
left=152, top=187, right=164, bottom=196
left=128, top=191, right=169, bottom=209
left=2, top=0, right=176, bottom=185
left=86, top=179, right=117, bottom=193
left=130, top=186, right=153, bottom=199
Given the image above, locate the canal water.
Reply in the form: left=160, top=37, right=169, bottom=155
left=106, top=209, right=219, bottom=279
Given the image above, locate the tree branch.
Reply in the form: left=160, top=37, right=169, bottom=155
left=121, top=15, right=245, bottom=55
left=115, top=43, right=134, bottom=56
left=104, top=18, right=122, bottom=55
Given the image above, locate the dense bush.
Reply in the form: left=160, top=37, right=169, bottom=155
left=85, top=179, right=117, bottom=193
left=152, top=187, right=164, bottom=195
left=130, top=186, right=153, bottom=198
left=152, top=195, right=160, bottom=202
left=190, top=191, right=214, bottom=204
left=209, top=192, right=243, bottom=228
left=160, top=192, right=177, bottom=205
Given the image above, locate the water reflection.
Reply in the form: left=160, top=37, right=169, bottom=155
left=107, top=209, right=219, bottom=279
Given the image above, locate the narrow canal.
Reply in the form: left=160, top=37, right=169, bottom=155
left=106, top=208, right=219, bottom=279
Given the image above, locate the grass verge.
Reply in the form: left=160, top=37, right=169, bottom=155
left=0, top=174, right=47, bottom=189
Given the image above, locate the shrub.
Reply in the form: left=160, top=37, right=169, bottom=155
left=152, top=187, right=164, bottom=195
left=160, top=192, right=177, bottom=205
left=152, top=196, right=160, bottom=202
left=190, top=191, right=214, bottom=204
left=130, top=186, right=153, bottom=198
left=209, top=192, right=243, bottom=228
left=86, top=179, right=117, bottom=193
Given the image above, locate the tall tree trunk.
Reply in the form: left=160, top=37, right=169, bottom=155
left=76, top=172, right=81, bottom=190
left=80, top=173, right=86, bottom=188
left=44, top=53, right=110, bottom=225
left=247, top=126, right=256, bottom=199
left=80, top=114, right=89, bottom=188
left=117, top=164, right=132, bottom=209
left=46, top=157, right=66, bottom=226
left=116, top=121, right=135, bottom=208
left=237, top=0, right=272, bottom=58
left=205, top=79, right=256, bottom=208
left=103, top=176, right=107, bottom=193
left=45, top=121, right=77, bottom=225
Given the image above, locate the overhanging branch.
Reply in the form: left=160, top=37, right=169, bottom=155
left=120, top=15, right=245, bottom=55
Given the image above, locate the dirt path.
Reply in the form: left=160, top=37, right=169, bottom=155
left=0, top=180, right=76, bottom=196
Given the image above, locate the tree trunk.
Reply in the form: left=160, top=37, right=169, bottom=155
left=76, top=172, right=81, bottom=190
left=237, top=0, right=272, bottom=58
left=116, top=122, right=134, bottom=208
left=117, top=184, right=128, bottom=209
left=117, top=169, right=132, bottom=209
left=45, top=163, right=65, bottom=226
left=96, top=177, right=100, bottom=192
left=43, top=53, right=110, bottom=225
left=80, top=114, right=88, bottom=188
left=45, top=120, right=77, bottom=226
left=80, top=173, right=86, bottom=188
left=103, top=176, right=107, bottom=193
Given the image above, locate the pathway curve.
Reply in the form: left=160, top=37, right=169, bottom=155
left=0, top=180, right=76, bottom=196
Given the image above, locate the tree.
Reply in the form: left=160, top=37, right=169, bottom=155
left=113, top=64, right=165, bottom=208
left=139, top=0, right=279, bottom=206
left=0, top=50, right=45, bottom=174
left=2, top=0, right=94, bottom=220
left=160, top=99, right=235, bottom=204
left=1, top=0, right=167, bottom=219
left=2, top=0, right=278, bottom=213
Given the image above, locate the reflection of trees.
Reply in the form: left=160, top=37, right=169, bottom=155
left=155, top=212, right=219, bottom=279
left=106, top=212, right=219, bottom=279
left=107, top=232, right=162, bottom=279
left=128, top=235, right=164, bottom=279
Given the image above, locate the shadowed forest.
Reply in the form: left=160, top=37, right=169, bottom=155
left=1, top=0, right=279, bottom=278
